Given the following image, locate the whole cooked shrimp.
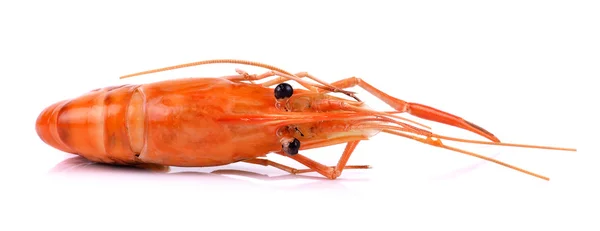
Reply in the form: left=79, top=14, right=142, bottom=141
left=35, top=59, right=576, bottom=180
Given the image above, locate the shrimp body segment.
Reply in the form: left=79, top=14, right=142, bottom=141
left=35, top=59, right=576, bottom=180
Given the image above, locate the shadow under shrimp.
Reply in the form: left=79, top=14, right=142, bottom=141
left=49, top=156, right=371, bottom=183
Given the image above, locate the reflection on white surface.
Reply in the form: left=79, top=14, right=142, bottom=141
left=46, top=155, right=372, bottom=193
left=5, top=153, right=588, bottom=231
left=45, top=148, right=501, bottom=188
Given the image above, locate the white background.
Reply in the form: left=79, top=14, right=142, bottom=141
left=1, top=1, right=598, bottom=230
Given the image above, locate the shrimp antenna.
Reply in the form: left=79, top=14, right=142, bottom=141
left=119, top=59, right=298, bottom=79
left=382, top=129, right=576, bottom=181
left=431, top=134, right=576, bottom=151
left=119, top=59, right=360, bottom=100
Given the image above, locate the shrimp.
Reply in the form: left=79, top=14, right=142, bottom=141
left=35, top=59, right=576, bottom=180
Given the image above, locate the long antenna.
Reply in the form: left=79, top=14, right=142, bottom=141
left=119, top=59, right=295, bottom=79
left=382, top=129, right=576, bottom=181
left=432, top=134, right=576, bottom=151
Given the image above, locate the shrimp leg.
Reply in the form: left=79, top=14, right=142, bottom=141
left=221, top=69, right=358, bottom=99
left=320, top=76, right=500, bottom=143
left=242, top=157, right=370, bottom=175
left=220, top=70, right=319, bottom=91
left=271, top=140, right=362, bottom=180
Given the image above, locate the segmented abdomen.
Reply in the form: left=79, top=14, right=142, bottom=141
left=35, top=84, right=145, bottom=165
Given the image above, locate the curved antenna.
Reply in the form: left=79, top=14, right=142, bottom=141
left=118, top=59, right=361, bottom=101
left=119, top=59, right=296, bottom=79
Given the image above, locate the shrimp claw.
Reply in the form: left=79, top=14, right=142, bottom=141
left=323, top=77, right=500, bottom=142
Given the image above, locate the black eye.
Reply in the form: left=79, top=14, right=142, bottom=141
left=283, top=138, right=300, bottom=155
left=274, top=83, right=293, bottom=99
